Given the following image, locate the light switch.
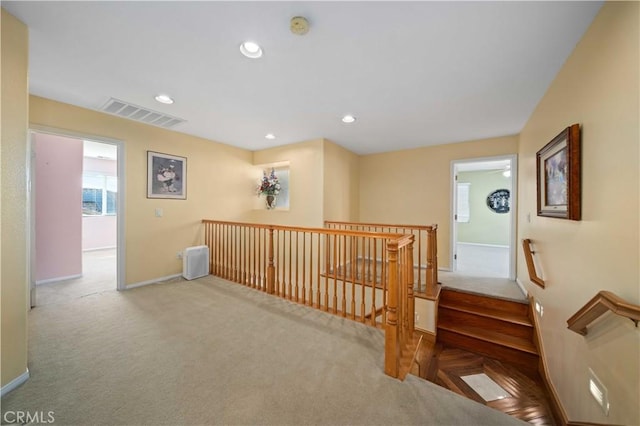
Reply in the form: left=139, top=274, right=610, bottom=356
left=155, top=208, right=163, bottom=217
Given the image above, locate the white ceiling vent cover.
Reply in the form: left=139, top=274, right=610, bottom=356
left=100, top=98, right=186, bottom=128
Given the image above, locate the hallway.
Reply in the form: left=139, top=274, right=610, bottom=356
left=35, top=249, right=116, bottom=306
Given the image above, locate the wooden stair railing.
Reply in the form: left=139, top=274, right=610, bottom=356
left=522, top=239, right=545, bottom=288
left=202, top=219, right=419, bottom=379
left=324, top=221, right=438, bottom=298
left=567, top=291, right=640, bottom=335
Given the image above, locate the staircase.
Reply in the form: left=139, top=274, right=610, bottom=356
left=437, top=288, right=539, bottom=378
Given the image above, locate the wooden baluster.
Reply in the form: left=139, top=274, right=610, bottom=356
left=324, top=234, right=330, bottom=312
left=289, top=231, right=293, bottom=300
left=302, top=232, right=307, bottom=305
left=426, top=227, right=435, bottom=297
left=258, top=228, right=269, bottom=291
left=244, top=227, right=248, bottom=285
left=382, top=239, right=387, bottom=325
left=385, top=239, right=400, bottom=378
left=222, top=225, right=227, bottom=279
left=316, top=233, right=321, bottom=309
left=360, top=236, right=366, bottom=322
left=295, top=231, right=299, bottom=302
left=267, top=227, right=275, bottom=294
left=277, top=230, right=282, bottom=296
left=258, top=228, right=263, bottom=290
left=252, top=228, right=257, bottom=288
left=407, top=236, right=416, bottom=339
left=350, top=236, right=356, bottom=320
left=341, top=234, right=346, bottom=317
left=371, top=238, right=377, bottom=326
left=234, top=225, right=238, bottom=282
left=332, top=232, right=338, bottom=314
left=417, top=229, right=423, bottom=294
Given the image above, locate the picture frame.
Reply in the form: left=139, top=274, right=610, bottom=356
left=536, top=124, right=581, bottom=220
left=147, top=151, right=187, bottom=199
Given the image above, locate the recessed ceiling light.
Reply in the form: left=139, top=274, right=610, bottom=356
left=342, top=115, right=356, bottom=123
left=265, top=133, right=276, bottom=140
left=240, top=41, right=263, bottom=59
left=155, top=94, right=174, bottom=104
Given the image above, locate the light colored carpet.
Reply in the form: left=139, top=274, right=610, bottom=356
left=439, top=271, right=528, bottom=303
left=35, top=248, right=117, bottom=306
left=2, top=276, right=526, bottom=425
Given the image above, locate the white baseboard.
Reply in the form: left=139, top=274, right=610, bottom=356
left=457, top=242, right=509, bottom=249
left=83, top=246, right=117, bottom=252
left=36, top=274, right=83, bottom=285
left=1, top=369, right=29, bottom=397
left=516, top=278, right=529, bottom=297
left=125, top=273, right=182, bottom=290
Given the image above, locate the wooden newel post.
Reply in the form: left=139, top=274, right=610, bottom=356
left=407, top=237, right=415, bottom=335
left=267, top=227, right=275, bottom=294
left=426, top=226, right=438, bottom=298
left=385, top=239, right=400, bottom=378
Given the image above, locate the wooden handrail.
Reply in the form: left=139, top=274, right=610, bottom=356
left=567, top=291, right=640, bottom=335
left=203, top=219, right=418, bottom=379
left=522, top=239, right=545, bottom=288
left=325, top=221, right=438, bottom=297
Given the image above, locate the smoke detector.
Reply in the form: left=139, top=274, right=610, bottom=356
left=290, top=16, right=309, bottom=35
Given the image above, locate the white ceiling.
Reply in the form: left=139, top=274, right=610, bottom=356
left=4, top=1, right=602, bottom=155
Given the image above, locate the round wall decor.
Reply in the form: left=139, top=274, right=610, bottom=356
left=487, top=189, right=510, bottom=213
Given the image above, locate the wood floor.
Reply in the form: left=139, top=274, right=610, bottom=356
left=412, top=341, right=557, bottom=425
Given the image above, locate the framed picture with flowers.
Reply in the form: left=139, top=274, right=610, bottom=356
left=256, top=168, right=282, bottom=209
left=147, top=151, right=187, bottom=199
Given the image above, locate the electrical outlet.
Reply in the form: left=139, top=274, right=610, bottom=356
left=177, top=251, right=183, bottom=259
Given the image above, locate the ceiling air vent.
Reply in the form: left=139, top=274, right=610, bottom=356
left=100, top=98, right=185, bottom=129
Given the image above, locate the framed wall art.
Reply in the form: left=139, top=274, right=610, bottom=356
left=147, top=151, right=187, bottom=199
left=536, top=124, right=581, bottom=220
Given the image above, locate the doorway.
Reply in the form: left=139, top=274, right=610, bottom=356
left=28, top=128, right=125, bottom=307
left=451, top=155, right=517, bottom=280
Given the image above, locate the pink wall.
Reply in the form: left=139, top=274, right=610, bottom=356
left=82, top=156, right=117, bottom=250
left=35, top=133, right=83, bottom=282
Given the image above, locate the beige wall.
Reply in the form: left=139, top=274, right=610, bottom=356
left=1, top=9, right=29, bottom=388
left=517, top=2, right=639, bottom=423
left=323, top=139, right=360, bottom=222
left=29, top=97, right=254, bottom=285
left=248, top=139, right=325, bottom=227
left=359, top=136, right=518, bottom=269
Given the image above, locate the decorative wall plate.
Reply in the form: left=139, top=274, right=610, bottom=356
left=487, top=189, right=510, bottom=213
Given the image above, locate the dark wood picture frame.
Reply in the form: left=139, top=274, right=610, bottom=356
left=536, top=124, right=581, bottom=220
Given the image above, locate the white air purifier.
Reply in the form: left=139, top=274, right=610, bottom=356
left=183, top=245, right=210, bottom=280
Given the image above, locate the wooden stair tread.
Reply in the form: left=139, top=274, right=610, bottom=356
left=439, top=301, right=533, bottom=327
left=440, top=289, right=529, bottom=315
left=437, top=324, right=538, bottom=355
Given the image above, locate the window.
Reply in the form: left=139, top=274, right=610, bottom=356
left=83, top=174, right=117, bottom=215
left=456, top=182, right=470, bottom=223
left=273, top=167, right=290, bottom=209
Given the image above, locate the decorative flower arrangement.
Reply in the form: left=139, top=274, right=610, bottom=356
left=256, top=168, right=281, bottom=196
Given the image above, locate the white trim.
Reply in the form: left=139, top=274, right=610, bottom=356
left=1, top=369, right=30, bottom=397
left=126, top=273, right=182, bottom=290
left=28, top=126, right=126, bottom=293
left=82, top=246, right=117, bottom=252
left=516, top=278, right=529, bottom=297
left=450, top=154, right=518, bottom=280
left=36, top=274, right=83, bottom=285
left=456, top=242, right=509, bottom=249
